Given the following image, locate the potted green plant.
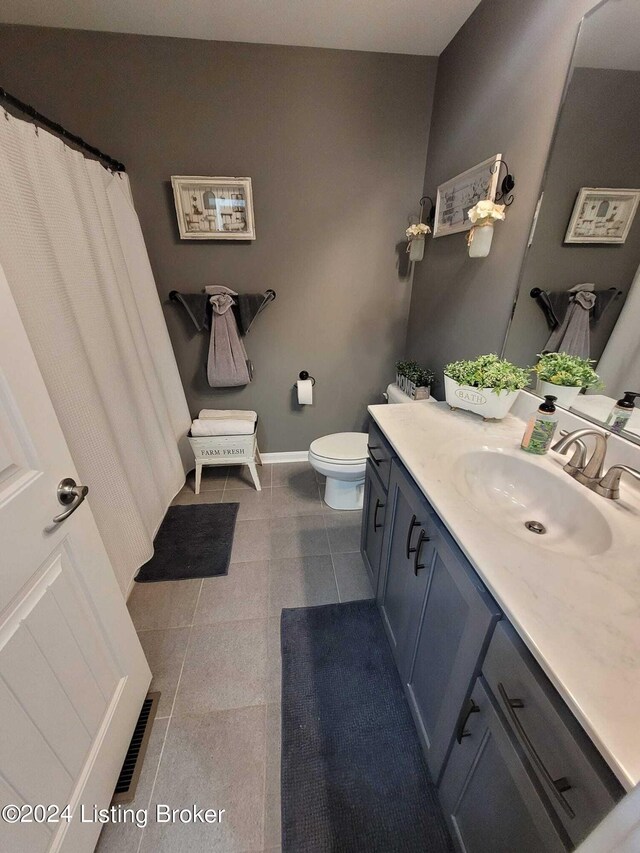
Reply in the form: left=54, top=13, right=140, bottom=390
left=444, top=354, right=530, bottom=419
left=533, top=352, right=601, bottom=409
left=396, top=360, right=435, bottom=399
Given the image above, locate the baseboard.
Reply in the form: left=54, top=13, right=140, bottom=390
left=261, top=450, right=308, bottom=463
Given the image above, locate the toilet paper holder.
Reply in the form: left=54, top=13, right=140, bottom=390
left=295, top=370, right=316, bottom=387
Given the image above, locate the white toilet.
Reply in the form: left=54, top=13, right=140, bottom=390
left=309, top=383, right=433, bottom=510
left=309, top=431, right=369, bottom=510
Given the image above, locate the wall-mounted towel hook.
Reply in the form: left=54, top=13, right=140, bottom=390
left=491, top=158, right=516, bottom=206
left=530, top=287, right=543, bottom=298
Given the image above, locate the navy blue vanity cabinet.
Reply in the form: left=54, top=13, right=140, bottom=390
left=438, top=678, right=571, bottom=853
left=360, top=460, right=388, bottom=594
left=366, top=420, right=395, bottom=491
left=377, top=459, right=436, bottom=678
left=481, top=623, right=623, bottom=847
left=405, top=515, right=501, bottom=782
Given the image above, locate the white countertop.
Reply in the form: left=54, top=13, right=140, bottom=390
left=369, top=399, right=640, bottom=791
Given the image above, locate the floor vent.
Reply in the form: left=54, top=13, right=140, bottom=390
left=112, top=691, right=160, bottom=805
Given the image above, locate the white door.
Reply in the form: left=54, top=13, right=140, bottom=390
left=0, top=266, right=151, bottom=852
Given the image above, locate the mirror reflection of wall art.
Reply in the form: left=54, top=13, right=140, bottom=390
left=433, top=154, right=501, bottom=237
left=564, top=188, right=640, bottom=244
left=171, top=176, right=256, bottom=240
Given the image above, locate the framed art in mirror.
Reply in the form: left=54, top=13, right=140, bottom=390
left=564, top=188, right=640, bottom=244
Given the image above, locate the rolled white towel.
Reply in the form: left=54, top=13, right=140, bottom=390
left=198, top=409, right=257, bottom=422
left=191, top=418, right=256, bottom=436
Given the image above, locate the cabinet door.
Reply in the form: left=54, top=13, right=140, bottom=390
left=406, top=518, right=501, bottom=781
left=360, top=461, right=387, bottom=594
left=377, top=461, right=435, bottom=677
left=439, top=679, right=570, bottom=853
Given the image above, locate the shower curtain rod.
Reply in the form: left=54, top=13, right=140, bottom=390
left=0, top=87, right=126, bottom=173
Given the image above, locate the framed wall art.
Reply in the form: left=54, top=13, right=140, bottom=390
left=564, top=187, right=640, bottom=244
left=171, top=176, right=256, bottom=240
left=433, top=154, right=501, bottom=237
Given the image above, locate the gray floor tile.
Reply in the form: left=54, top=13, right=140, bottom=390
left=270, top=481, right=323, bottom=518
left=270, top=515, right=330, bottom=559
left=324, top=511, right=363, bottom=554
left=223, top=487, right=272, bottom=521
left=268, top=556, right=338, bottom=616
left=173, top=619, right=268, bottom=714
left=128, top=580, right=202, bottom=631
left=225, top=464, right=266, bottom=491
left=231, top=518, right=272, bottom=563
left=265, top=617, right=282, bottom=704
left=96, top=717, right=168, bottom=853
left=171, top=486, right=224, bottom=505
left=264, top=703, right=282, bottom=850
left=187, top=465, right=229, bottom=491
left=332, top=552, right=374, bottom=602
left=194, top=561, right=269, bottom=625
left=140, top=706, right=266, bottom=853
left=137, top=627, right=190, bottom=718
left=271, top=461, right=315, bottom=488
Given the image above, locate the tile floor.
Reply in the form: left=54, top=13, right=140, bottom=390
left=97, top=461, right=373, bottom=853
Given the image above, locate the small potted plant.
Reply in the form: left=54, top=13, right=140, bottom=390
left=395, top=361, right=435, bottom=399
left=466, top=200, right=505, bottom=257
left=532, top=352, right=601, bottom=408
left=444, top=354, right=530, bottom=419
left=405, top=222, right=431, bottom=262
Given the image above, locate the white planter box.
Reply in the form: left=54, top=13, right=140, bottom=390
left=444, top=376, right=519, bottom=420
left=536, top=379, right=581, bottom=409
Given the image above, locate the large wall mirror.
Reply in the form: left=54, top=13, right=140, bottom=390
left=503, top=0, right=640, bottom=443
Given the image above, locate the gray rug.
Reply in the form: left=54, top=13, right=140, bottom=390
left=135, top=503, right=238, bottom=583
left=280, top=600, right=454, bottom=852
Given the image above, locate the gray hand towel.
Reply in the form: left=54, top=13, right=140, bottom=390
left=204, top=285, right=251, bottom=387
left=234, top=292, right=272, bottom=335
left=545, top=290, right=596, bottom=358
left=170, top=291, right=210, bottom=331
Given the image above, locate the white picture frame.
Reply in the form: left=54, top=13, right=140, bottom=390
left=433, top=154, right=501, bottom=237
left=564, top=188, right=640, bottom=244
left=171, top=176, right=256, bottom=240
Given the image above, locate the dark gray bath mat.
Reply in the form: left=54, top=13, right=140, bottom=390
left=280, top=599, right=453, bottom=853
left=135, top=503, right=239, bottom=583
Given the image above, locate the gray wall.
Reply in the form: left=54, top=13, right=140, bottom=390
left=404, top=0, right=596, bottom=394
left=504, top=67, right=640, bottom=368
left=0, top=26, right=436, bottom=451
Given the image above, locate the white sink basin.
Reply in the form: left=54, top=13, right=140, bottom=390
left=453, top=450, right=613, bottom=557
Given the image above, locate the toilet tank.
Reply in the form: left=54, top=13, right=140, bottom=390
left=385, top=382, right=431, bottom=403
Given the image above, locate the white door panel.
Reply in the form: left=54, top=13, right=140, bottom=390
left=0, top=263, right=151, bottom=852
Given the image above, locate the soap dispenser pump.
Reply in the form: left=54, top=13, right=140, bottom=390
left=605, top=391, right=640, bottom=435
left=521, top=395, right=558, bottom=455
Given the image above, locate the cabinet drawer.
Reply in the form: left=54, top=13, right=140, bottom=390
left=367, top=420, right=396, bottom=491
left=482, top=622, right=623, bottom=846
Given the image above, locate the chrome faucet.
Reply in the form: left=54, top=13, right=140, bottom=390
left=551, top=428, right=609, bottom=486
left=552, top=428, right=640, bottom=500
left=593, top=465, right=640, bottom=500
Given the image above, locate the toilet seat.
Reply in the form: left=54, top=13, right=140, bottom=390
left=309, top=432, right=368, bottom=464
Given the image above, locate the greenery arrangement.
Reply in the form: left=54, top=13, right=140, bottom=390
left=444, top=354, right=530, bottom=394
left=396, top=360, right=436, bottom=389
left=533, top=352, right=601, bottom=389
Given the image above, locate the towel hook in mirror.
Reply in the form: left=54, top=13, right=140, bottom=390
left=419, top=195, right=436, bottom=228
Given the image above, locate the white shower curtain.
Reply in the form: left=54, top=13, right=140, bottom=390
left=596, top=262, right=640, bottom=396
left=0, top=113, right=191, bottom=593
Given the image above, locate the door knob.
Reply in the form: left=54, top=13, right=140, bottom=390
left=53, top=477, right=89, bottom=523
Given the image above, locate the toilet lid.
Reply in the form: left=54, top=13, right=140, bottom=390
left=310, top=432, right=368, bottom=463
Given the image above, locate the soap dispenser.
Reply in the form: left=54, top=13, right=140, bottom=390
left=521, top=395, right=558, bottom=455
left=605, top=391, right=640, bottom=435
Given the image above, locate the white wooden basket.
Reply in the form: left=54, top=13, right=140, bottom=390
left=188, top=421, right=261, bottom=492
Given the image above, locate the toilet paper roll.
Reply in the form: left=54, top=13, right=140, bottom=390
left=297, top=378, right=314, bottom=405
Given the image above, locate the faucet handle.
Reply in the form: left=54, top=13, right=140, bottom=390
left=594, top=465, right=640, bottom=500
